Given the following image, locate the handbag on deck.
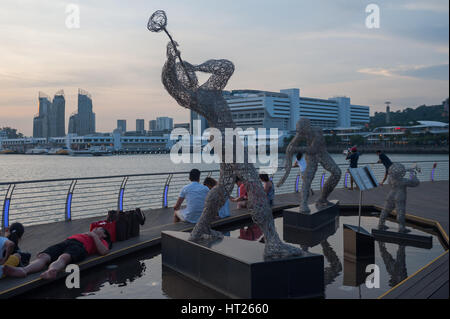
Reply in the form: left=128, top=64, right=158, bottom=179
left=106, top=208, right=145, bottom=241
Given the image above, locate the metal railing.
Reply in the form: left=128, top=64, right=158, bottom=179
left=0, top=160, right=448, bottom=230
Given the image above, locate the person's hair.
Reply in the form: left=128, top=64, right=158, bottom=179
left=101, top=228, right=113, bottom=250
left=203, top=177, right=217, bottom=188
left=7, top=222, right=24, bottom=247
left=259, top=173, right=270, bottom=182
left=376, top=150, right=382, bottom=154
left=189, top=169, right=201, bottom=182
left=296, top=152, right=303, bottom=160
left=235, top=176, right=242, bottom=184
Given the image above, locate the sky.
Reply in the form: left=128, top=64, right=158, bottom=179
left=0, top=0, right=448, bottom=136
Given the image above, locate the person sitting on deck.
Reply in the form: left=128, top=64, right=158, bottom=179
left=230, top=176, right=248, bottom=209
left=0, top=223, right=31, bottom=278
left=203, top=177, right=230, bottom=219
left=3, top=227, right=112, bottom=280
left=173, top=169, right=210, bottom=223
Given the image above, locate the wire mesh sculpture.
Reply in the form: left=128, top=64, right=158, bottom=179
left=150, top=10, right=303, bottom=259
left=377, top=163, right=420, bottom=233
left=277, top=118, right=342, bottom=213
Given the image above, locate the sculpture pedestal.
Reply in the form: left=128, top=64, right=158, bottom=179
left=343, top=258, right=375, bottom=286
left=283, top=216, right=339, bottom=248
left=343, top=224, right=375, bottom=262
left=283, top=200, right=339, bottom=231
left=162, top=231, right=324, bottom=299
left=371, top=229, right=433, bottom=249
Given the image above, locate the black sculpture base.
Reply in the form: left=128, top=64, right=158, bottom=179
left=161, top=231, right=324, bottom=299
left=371, top=229, right=433, bottom=249
left=283, top=216, right=339, bottom=248
left=343, top=224, right=375, bottom=262
left=283, top=200, right=339, bottom=231
left=343, top=258, right=375, bottom=287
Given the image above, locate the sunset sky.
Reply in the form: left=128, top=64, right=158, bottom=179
left=0, top=0, right=448, bottom=136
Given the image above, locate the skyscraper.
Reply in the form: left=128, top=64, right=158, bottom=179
left=117, top=120, right=127, bottom=133
left=50, top=90, right=65, bottom=137
left=136, top=119, right=145, bottom=132
left=68, top=89, right=96, bottom=136
left=156, top=117, right=174, bottom=131
left=149, top=120, right=157, bottom=131
left=33, top=92, right=51, bottom=138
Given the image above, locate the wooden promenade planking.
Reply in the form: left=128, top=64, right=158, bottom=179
left=0, top=181, right=448, bottom=298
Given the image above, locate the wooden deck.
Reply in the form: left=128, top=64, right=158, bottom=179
left=0, top=181, right=448, bottom=299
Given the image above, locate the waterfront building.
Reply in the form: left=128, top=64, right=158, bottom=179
left=33, top=91, right=65, bottom=138
left=174, top=123, right=190, bottom=131
left=156, top=117, right=174, bottom=131
left=33, top=92, right=51, bottom=138
left=149, top=120, right=157, bottom=131
left=366, top=121, right=449, bottom=143
left=117, top=120, right=127, bottom=133
left=136, top=119, right=145, bottom=132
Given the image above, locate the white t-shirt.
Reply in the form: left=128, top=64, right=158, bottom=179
left=179, top=182, right=210, bottom=223
left=296, top=158, right=307, bottom=173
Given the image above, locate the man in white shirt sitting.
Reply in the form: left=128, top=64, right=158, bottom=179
left=293, top=152, right=314, bottom=196
left=173, top=169, right=210, bottom=224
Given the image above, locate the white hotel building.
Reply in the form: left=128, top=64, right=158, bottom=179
left=220, top=88, right=370, bottom=133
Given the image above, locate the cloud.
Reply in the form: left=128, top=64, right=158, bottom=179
left=358, top=64, right=449, bottom=80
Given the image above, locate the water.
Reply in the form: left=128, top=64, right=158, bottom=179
left=0, top=153, right=447, bottom=182
left=22, top=214, right=446, bottom=299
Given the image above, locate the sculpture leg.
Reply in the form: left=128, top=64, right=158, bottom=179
left=378, top=200, right=395, bottom=230
left=189, top=163, right=235, bottom=241
left=300, top=160, right=318, bottom=213
left=396, top=201, right=410, bottom=233
left=316, top=152, right=341, bottom=207
left=235, top=163, right=304, bottom=259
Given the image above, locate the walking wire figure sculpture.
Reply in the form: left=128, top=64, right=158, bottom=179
left=277, top=118, right=342, bottom=213
left=377, top=163, right=420, bottom=233
left=149, top=10, right=303, bottom=259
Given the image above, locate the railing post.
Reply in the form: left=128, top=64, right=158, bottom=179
left=65, top=180, right=77, bottom=221
left=431, top=162, right=437, bottom=182
left=2, top=184, right=15, bottom=232
left=295, top=174, right=300, bottom=193
left=118, top=176, right=128, bottom=211
left=162, top=174, right=173, bottom=208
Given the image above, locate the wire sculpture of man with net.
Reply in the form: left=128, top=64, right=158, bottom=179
left=160, top=41, right=303, bottom=259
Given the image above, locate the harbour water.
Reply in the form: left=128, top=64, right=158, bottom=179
left=1, top=153, right=448, bottom=182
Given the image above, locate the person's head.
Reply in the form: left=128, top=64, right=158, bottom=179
left=259, top=174, right=270, bottom=183
left=296, top=152, right=303, bottom=161
left=235, top=176, right=243, bottom=186
left=203, top=177, right=217, bottom=190
left=93, top=227, right=112, bottom=249
left=351, top=147, right=357, bottom=153
left=376, top=150, right=382, bottom=155
left=6, top=222, right=24, bottom=247
left=189, top=169, right=201, bottom=182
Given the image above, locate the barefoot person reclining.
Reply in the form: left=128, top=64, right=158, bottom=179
left=3, top=227, right=112, bottom=280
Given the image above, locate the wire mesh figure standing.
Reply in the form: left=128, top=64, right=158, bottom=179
left=377, top=163, right=420, bottom=233
left=161, top=42, right=302, bottom=259
left=278, top=118, right=342, bottom=213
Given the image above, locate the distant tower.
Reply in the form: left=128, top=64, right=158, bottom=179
left=385, top=101, right=391, bottom=124
left=136, top=119, right=145, bottom=132
left=117, top=120, right=127, bottom=133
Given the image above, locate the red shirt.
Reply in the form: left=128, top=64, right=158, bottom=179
left=68, top=234, right=108, bottom=255
left=239, top=184, right=247, bottom=199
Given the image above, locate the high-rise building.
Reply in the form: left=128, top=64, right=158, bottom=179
left=117, top=120, right=127, bottom=133
left=149, top=120, right=157, bottom=131
left=33, top=92, right=51, bottom=138
left=68, top=89, right=96, bottom=136
left=136, top=119, right=145, bottom=132
left=156, top=117, right=173, bottom=131
left=190, top=111, right=208, bottom=135
left=50, top=90, right=65, bottom=137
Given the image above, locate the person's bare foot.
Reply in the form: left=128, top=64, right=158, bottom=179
left=40, top=268, right=58, bottom=280
left=3, top=265, right=27, bottom=278
left=173, top=214, right=180, bottom=223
